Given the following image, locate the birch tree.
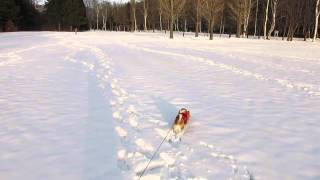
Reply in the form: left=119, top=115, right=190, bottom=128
left=101, top=2, right=109, bottom=31
left=267, top=0, right=279, bottom=39
left=263, top=0, right=270, bottom=39
left=143, top=0, right=148, bottom=31
left=254, top=0, right=259, bottom=36
left=313, top=0, right=320, bottom=41
left=229, top=0, right=251, bottom=38
left=130, top=0, right=137, bottom=31
left=242, top=0, right=252, bottom=37
left=92, top=0, right=100, bottom=30
left=159, top=5, right=163, bottom=31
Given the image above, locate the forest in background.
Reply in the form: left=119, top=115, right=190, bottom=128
left=0, top=0, right=88, bottom=32
left=0, top=0, right=320, bottom=41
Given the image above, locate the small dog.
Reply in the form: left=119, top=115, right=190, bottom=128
left=172, top=108, right=190, bottom=134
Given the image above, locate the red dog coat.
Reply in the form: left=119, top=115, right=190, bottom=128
left=180, top=110, right=190, bottom=124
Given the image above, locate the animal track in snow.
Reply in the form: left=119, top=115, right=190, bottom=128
left=115, top=126, right=128, bottom=138
left=128, top=115, right=139, bottom=128
left=64, top=42, right=175, bottom=179
left=199, top=141, right=254, bottom=180
left=135, top=138, right=154, bottom=152
left=112, top=111, right=122, bottom=120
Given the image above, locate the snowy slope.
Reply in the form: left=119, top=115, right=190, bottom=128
left=0, top=31, right=319, bottom=180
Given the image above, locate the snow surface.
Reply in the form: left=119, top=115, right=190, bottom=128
left=0, top=31, right=320, bottom=180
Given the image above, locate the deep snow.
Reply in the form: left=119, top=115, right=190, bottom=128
left=0, top=31, right=319, bottom=180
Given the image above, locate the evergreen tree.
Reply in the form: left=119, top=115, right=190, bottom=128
left=15, top=0, right=41, bottom=31
left=0, top=0, right=41, bottom=31
left=0, top=0, right=19, bottom=31
left=46, top=0, right=88, bottom=31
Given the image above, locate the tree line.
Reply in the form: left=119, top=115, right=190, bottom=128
left=1, top=0, right=320, bottom=42
left=0, top=0, right=42, bottom=31
left=0, top=0, right=88, bottom=32
left=86, top=0, right=320, bottom=41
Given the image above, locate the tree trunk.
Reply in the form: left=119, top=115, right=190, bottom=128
left=264, top=0, right=270, bottom=39
left=102, top=16, right=106, bottom=31
left=131, top=0, right=137, bottom=32
left=243, top=0, right=252, bottom=37
left=236, top=15, right=241, bottom=38
left=254, top=0, right=259, bottom=37
left=159, top=11, right=163, bottom=31
left=96, top=8, right=99, bottom=30
left=287, top=24, right=297, bottom=41
left=104, top=8, right=108, bottom=31
left=222, top=21, right=225, bottom=34
left=209, top=18, right=214, bottom=40
left=143, top=0, right=148, bottom=31
left=267, top=0, right=278, bottom=39
left=195, top=0, right=200, bottom=37
left=219, top=15, right=223, bottom=37
left=170, top=0, right=174, bottom=39
left=313, top=0, right=320, bottom=41
left=176, top=17, right=179, bottom=31
left=236, top=4, right=241, bottom=38
left=200, top=19, right=202, bottom=33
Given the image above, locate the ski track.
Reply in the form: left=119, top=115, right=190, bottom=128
left=117, top=41, right=320, bottom=97
left=59, top=36, right=254, bottom=180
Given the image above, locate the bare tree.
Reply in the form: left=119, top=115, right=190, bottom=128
left=80, top=0, right=316, bottom=41
left=314, top=0, right=320, bottom=41
left=131, top=0, right=137, bottom=31
left=254, top=0, right=259, bottom=37
left=143, top=0, right=148, bottom=31
left=219, top=3, right=226, bottom=36
left=159, top=5, right=163, bottom=31
left=228, top=0, right=242, bottom=38
left=286, top=0, right=304, bottom=41
left=263, top=0, right=270, bottom=39
left=160, top=0, right=186, bottom=39
left=229, top=0, right=251, bottom=38
left=242, top=0, right=252, bottom=37
left=267, top=0, right=279, bottom=39
left=201, top=0, right=224, bottom=40
left=94, top=0, right=100, bottom=30
left=84, top=0, right=95, bottom=30
left=101, top=2, right=110, bottom=31
left=195, top=0, right=201, bottom=37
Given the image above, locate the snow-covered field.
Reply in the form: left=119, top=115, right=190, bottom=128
left=0, top=31, right=319, bottom=180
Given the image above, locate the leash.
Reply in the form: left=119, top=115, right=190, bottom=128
left=138, top=127, right=173, bottom=180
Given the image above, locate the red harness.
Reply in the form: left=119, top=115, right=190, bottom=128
left=180, top=111, right=190, bottom=124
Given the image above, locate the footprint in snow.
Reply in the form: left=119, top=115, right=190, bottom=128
left=128, top=115, right=139, bottom=129
left=135, top=139, right=154, bottom=153
left=117, top=149, right=130, bottom=171
left=115, top=126, right=128, bottom=139
left=112, top=111, right=122, bottom=120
